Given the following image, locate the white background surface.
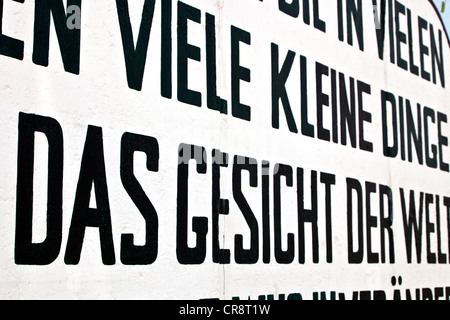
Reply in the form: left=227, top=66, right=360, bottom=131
left=0, top=0, right=449, bottom=299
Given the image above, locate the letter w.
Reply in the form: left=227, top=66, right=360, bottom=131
left=400, top=189, right=424, bottom=264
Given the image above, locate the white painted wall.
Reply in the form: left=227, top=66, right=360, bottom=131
left=0, top=0, right=449, bottom=300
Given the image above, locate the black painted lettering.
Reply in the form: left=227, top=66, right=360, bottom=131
left=339, top=73, right=357, bottom=148
left=337, top=0, right=363, bottom=50
left=301, top=0, right=310, bottom=25
left=407, top=9, right=419, bottom=76
left=206, top=14, right=228, bottom=114
left=337, top=0, right=344, bottom=42
left=278, top=0, right=299, bottom=18
left=347, top=178, right=364, bottom=264
left=435, top=196, right=447, bottom=264
left=406, top=100, right=424, bottom=165
left=212, top=149, right=230, bottom=264
left=231, top=26, right=251, bottom=121
left=316, top=63, right=330, bottom=141
left=65, top=126, right=115, bottom=265
left=116, top=0, right=156, bottom=91
left=233, top=156, right=259, bottom=264
left=15, top=113, right=63, bottom=265
left=381, top=90, right=398, bottom=158
left=425, top=193, right=436, bottom=264
left=399, top=97, right=406, bottom=160
left=176, top=144, right=208, bottom=265
left=33, top=0, right=81, bottom=74
left=400, top=189, right=424, bottom=264
left=444, top=197, right=450, bottom=264
left=297, top=169, right=318, bottom=264
left=388, top=0, right=396, bottom=63
left=435, top=287, right=444, bottom=300
left=379, top=184, right=395, bottom=263
left=395, top=1, right=408, bottom=71
left=0, top=0, right=24, bottom=60
left=300, top=55, right=315, bottom=137
left=177, top=1, right=202, bottom=107
left=271, top=43, right=298, bottom=133
left=321, top=173, right=336, bottom=263
left=373, top=0, right=387, bottom=60
left=418, top=16, right=431, bottom=82
left=274, top=164, right=295, bottom=264
left=424, top=107, right=438, bottom=169
left=120, top=132, right=159, bottom=265
left=437, top=112, right=449, bottom=172
left=312, top=0, right=326, bottom=32
left=422, top=288, right=433, bottom=300
left=430, top=25, right=445, bottom=88
left=357, top=80, right=373, bottom=152
left=330, top=69, right=339, bottom=144
left=262, top=161, right=271, bottom=264
left=161, top=0, right=172, bottom=98
left=365, top=182, right=379, bottom=264
left=347, top=0, right=364, bottom=51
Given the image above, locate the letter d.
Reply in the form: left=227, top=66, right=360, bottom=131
left=15, top=113, right=64, bottom=265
